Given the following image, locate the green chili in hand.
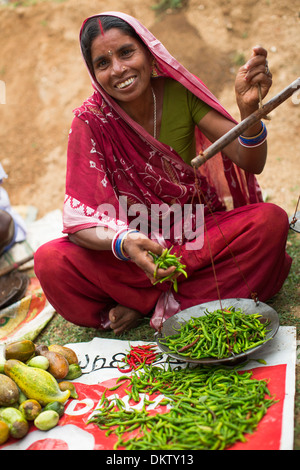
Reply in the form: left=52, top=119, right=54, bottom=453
left=149, top=246, right=188, bottom=292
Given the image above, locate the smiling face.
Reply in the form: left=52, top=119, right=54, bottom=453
left=91, top=28, right=153, bottom=105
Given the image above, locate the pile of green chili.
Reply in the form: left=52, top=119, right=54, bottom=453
left=88, top=364, right=277, bottom=450
left=159, top=307, right=271, bottom=359
left=149, top=246, right=187, bottom=292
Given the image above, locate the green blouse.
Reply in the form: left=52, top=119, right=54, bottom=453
left=159, top=78, right=211, bottom=163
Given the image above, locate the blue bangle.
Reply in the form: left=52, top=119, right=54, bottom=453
left=112, top=229, right=139, bottom=261
left=238, top=121, right=267, bottom=148
left=115, top=232, right=130, bottom=260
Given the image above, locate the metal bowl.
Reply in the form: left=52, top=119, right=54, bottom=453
left=289, top=211, right=300, bottom=233
left=0, top=271, right=29, bottom=310
left=155, top=298, right=279, bottom=365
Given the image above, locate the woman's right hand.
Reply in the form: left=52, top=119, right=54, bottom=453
left=69, top=226, right=177, bottom=285
left=123, top=232, right=177, bottom=285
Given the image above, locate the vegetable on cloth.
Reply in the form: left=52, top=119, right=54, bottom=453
left=117, top=344, right=162, bottom=373
left=88, top=363, right=277, bottom=450
left=0, top=339, right=81, bottom=445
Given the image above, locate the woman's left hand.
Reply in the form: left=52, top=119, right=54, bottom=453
left=235, top=45, right=272, bottom=117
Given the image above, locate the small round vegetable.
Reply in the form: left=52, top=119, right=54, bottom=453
left=43, top=401, right=65, bottom=418
left=0, top=407, right=29, bottom=439
left=59, top=381, right=78, bottom=399
left=34, top=410, right=60, bottom=431
left=19, top=399, right=42, bottom=421
left=64, top=363, right=82, bottom=380
left=27, top=355, right=50, bottom=370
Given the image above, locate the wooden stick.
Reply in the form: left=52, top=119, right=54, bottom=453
left=258, top=83, right=271, bottom=120
left=191, top=77, right=300, bottom=168
left=0, top=254, right=34, bottom=277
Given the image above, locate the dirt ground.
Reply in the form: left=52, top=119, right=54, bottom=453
left=0, top=0, right=299, bottom=218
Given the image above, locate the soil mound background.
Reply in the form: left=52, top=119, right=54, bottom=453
left=0, top=0, right=299, bottom=217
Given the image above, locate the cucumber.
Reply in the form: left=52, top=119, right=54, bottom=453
left=4, top=360, right=70, bottom=406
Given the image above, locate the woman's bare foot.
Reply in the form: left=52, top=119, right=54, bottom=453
left=108, top=304, right=143, bottom=335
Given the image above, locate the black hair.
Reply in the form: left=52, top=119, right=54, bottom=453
left=80, top=15, right=145, bottom=76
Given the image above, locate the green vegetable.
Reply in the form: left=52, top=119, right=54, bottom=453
left=27, top=355, right=50, bottom=370
left=0, top=420, right=10, bottom=445
left=64, top=363, right=82, bottom=380
left=160, top=307, right=271, bottom=359
left=44, top=401, right=65, bottom=417
left=34, top=410, right=59, bottom=431
left=149, top=246, right=187, bottom=291
left=0, top=407, right=29, bottom=439
left=88, top=363, right=277, bottom=450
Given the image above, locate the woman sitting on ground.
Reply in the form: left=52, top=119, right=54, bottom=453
left=34, top=12, right=291, bottom=335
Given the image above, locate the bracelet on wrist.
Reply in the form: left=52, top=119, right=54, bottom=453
left=112, top=228, right=139, bottom=261
left=238, top=121, right=267, bottom=148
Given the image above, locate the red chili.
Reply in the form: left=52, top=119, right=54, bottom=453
left=117, top=364, right=132, bottom=373
left=118, top=344, right=160, bottom=371
left=131, top=352, right=143, bottom=363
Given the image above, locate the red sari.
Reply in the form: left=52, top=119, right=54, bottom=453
left=34, top=12, right=291, bottom=330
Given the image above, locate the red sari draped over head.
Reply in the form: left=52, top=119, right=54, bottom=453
left=63, top=11, right=263, bottom=239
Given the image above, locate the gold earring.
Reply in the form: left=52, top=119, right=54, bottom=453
left=151, top=58, right=159, bottom=77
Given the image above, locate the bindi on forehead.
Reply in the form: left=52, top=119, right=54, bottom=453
left=91, top=27, right=142, bottom=68
left=91, top=40, right=136, bottom=67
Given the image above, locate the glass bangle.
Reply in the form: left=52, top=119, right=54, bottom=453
left=238, top=121, right=267, bottom=148
left=112, top=228, right=139, bottom=261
